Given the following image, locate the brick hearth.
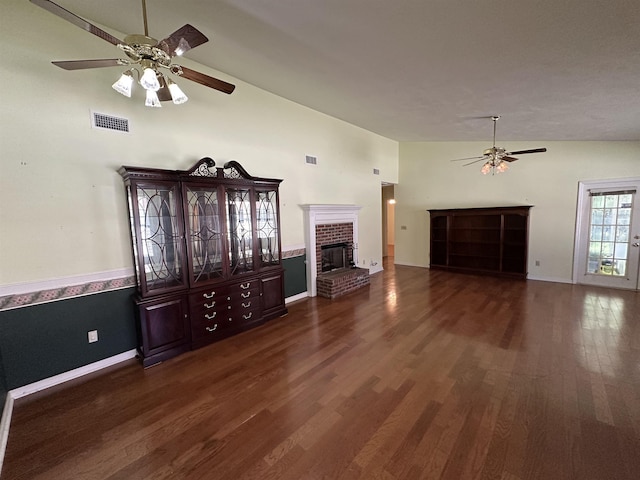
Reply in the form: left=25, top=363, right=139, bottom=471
left=316, top=267, right=370, bottom=299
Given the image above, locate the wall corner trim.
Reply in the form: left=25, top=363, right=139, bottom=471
left=285, top=292, right=308, bottom=304
left=0, top=394, right=14, bottom=475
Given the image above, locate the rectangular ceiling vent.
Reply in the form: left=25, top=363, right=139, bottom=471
left=91, top=111, right=130, bottom=133
left=305, top=155, right=317, bottom=165
left=373, top=168, right=380, bottom=175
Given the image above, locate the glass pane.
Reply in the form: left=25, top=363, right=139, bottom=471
left=614, top=243, right=628, bottom=260
left=186, top=186, right=224, bottom=283
left=616, top=225, right=629, bottom=242
left=601, top=242, right=615, bottom=257
left=226, top=188, right=254, bottom=275
left=603, top=209, right=617, bottom=225
left=256, top=190, right=280, bottom=266
left=618, top=208, right=631, bottom=225
left=589, top=225, right=602, bottom=241
left=588, top=242, right=602, bottom=256
left=604, top=195, right=618, bottom=208
left=137, top=185, right=184, bottom=291
left=616, top=260, right=627, bottom=276
left=587, top=256, right=600, bottom=274
left=591, top=208, right=604, bottom=224
left=601, top=225, right=615, bottom=241
left=591, top=196, right=604, bottom=208
left=619, top=194, right=632, bottom=207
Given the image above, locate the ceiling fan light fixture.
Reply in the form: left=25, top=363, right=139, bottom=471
left=166, top=77, right=188, bottom=104
left=111, top=69, right=135, bottom=97
left=145, top=89, right=162, bottom=108
left=496, top=160, right=509, bottom=173
left=481, top=162, right=492, bottom=175
left=140, top=64, right=161, bottom=91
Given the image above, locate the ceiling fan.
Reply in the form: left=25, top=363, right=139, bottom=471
left=452, top=116, right=547, bottom=174
left=30, top=0, right=235, bottom=107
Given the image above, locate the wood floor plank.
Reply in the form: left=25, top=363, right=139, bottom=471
left=3, top=261, right=639, bottom=479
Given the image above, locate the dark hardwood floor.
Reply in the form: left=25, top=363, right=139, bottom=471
left=3, top=261, right=640, bottom=479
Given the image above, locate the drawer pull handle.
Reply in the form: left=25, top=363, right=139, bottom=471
left=241, top=292, right=251, bottom=299
left=243, top=312, right=253, bottom=320
left=227, top=297, right=231, bottom=301
left=228, top=305, right=232, bottom=310
left=204, top=302, right=216, bottom=309
left=228, top=317, right=233, bottom=322
left=205, top=324, right=218, bottom=332
left=240, top=282, right=250, bottom=289
left=242, top=301, right=251, bottom=308
left=205, top=312, right=217, bottom=320
left=203, top=291, right=216, bottom=299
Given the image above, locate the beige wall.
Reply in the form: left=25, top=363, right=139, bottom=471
left=0, top=0, right=398, bottom=287
left=396, top=141, right=640, bottom=283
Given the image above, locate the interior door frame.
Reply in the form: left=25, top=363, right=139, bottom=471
left=573, top=177, right=640, bottom=290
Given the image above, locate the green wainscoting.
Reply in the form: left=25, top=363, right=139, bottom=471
left=283, top=255, right=307, bottom=298
left=0, top=258, right=306, bottom=392
left=0, top=288, right=138, bottom=390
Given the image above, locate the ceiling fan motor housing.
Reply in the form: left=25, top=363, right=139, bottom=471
left=120, top=34, right=172, bottom=68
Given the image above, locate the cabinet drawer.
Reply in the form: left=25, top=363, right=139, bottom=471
left=227, top=304, right=262, bottom=324
left=226, top=286, right=260, bottom=306
left=191, top=317, right=232, bottom=341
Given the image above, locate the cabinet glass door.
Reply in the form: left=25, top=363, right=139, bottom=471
left=133, top=183, right=186, bottom=295
left=185, top=185, right=225, bottom=284
left=226, top=188, right=254, bottom=275
left=256, top=189, right=280, bottom=267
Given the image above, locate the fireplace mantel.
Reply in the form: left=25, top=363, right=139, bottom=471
left=301, top=204, right=361, bottom=297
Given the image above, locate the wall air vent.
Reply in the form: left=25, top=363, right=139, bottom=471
left=373, top=168, right=380, bottom=175
left=305, top=155, right=317, bottom=165
left=91, top=111, right=130, bottom=133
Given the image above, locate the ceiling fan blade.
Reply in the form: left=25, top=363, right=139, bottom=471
left=450, top=156, right=485, bottom=162
left=157, top=24, right=209, bottom=57
left=502, top=156, right=519, bottom=162
left=52, top=59, right=123, bottom=70
left=463, top=157, right=489, bottom=167
left=156, top=76, right=173, bottom=102
left=30, top=0, right=123, bottom=46
left=177, top=66, right=236, bottom=94
left=506, top=148, right=547, bottom=155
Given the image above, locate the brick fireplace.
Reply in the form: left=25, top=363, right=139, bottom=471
left=301, top=205, right=370, bottom=298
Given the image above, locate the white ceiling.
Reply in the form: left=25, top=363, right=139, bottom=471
left=35, top=0, right=640, bottom=141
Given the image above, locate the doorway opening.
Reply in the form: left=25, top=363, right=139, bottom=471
left=382, top=184, right=395, bottom=260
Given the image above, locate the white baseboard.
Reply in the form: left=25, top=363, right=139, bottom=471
left=9, top=349, right=137, bottom=400
left=369, top=265, right=384, bottom=275
left=392, top=261, right=429, bottom=269
left=526, top=275, right=573, bottom=284
left=285, top=292, right=308, bottom=304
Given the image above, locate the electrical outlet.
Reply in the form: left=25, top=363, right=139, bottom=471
left=88, top=330, right=98, bottom=343
left=535, top=260, right=540, bottom=266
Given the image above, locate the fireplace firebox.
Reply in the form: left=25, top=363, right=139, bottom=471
left=321, top=242, right=352, bottom=272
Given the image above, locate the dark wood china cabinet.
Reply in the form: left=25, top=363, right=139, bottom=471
left=120, top=158, right=287, bottom=366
